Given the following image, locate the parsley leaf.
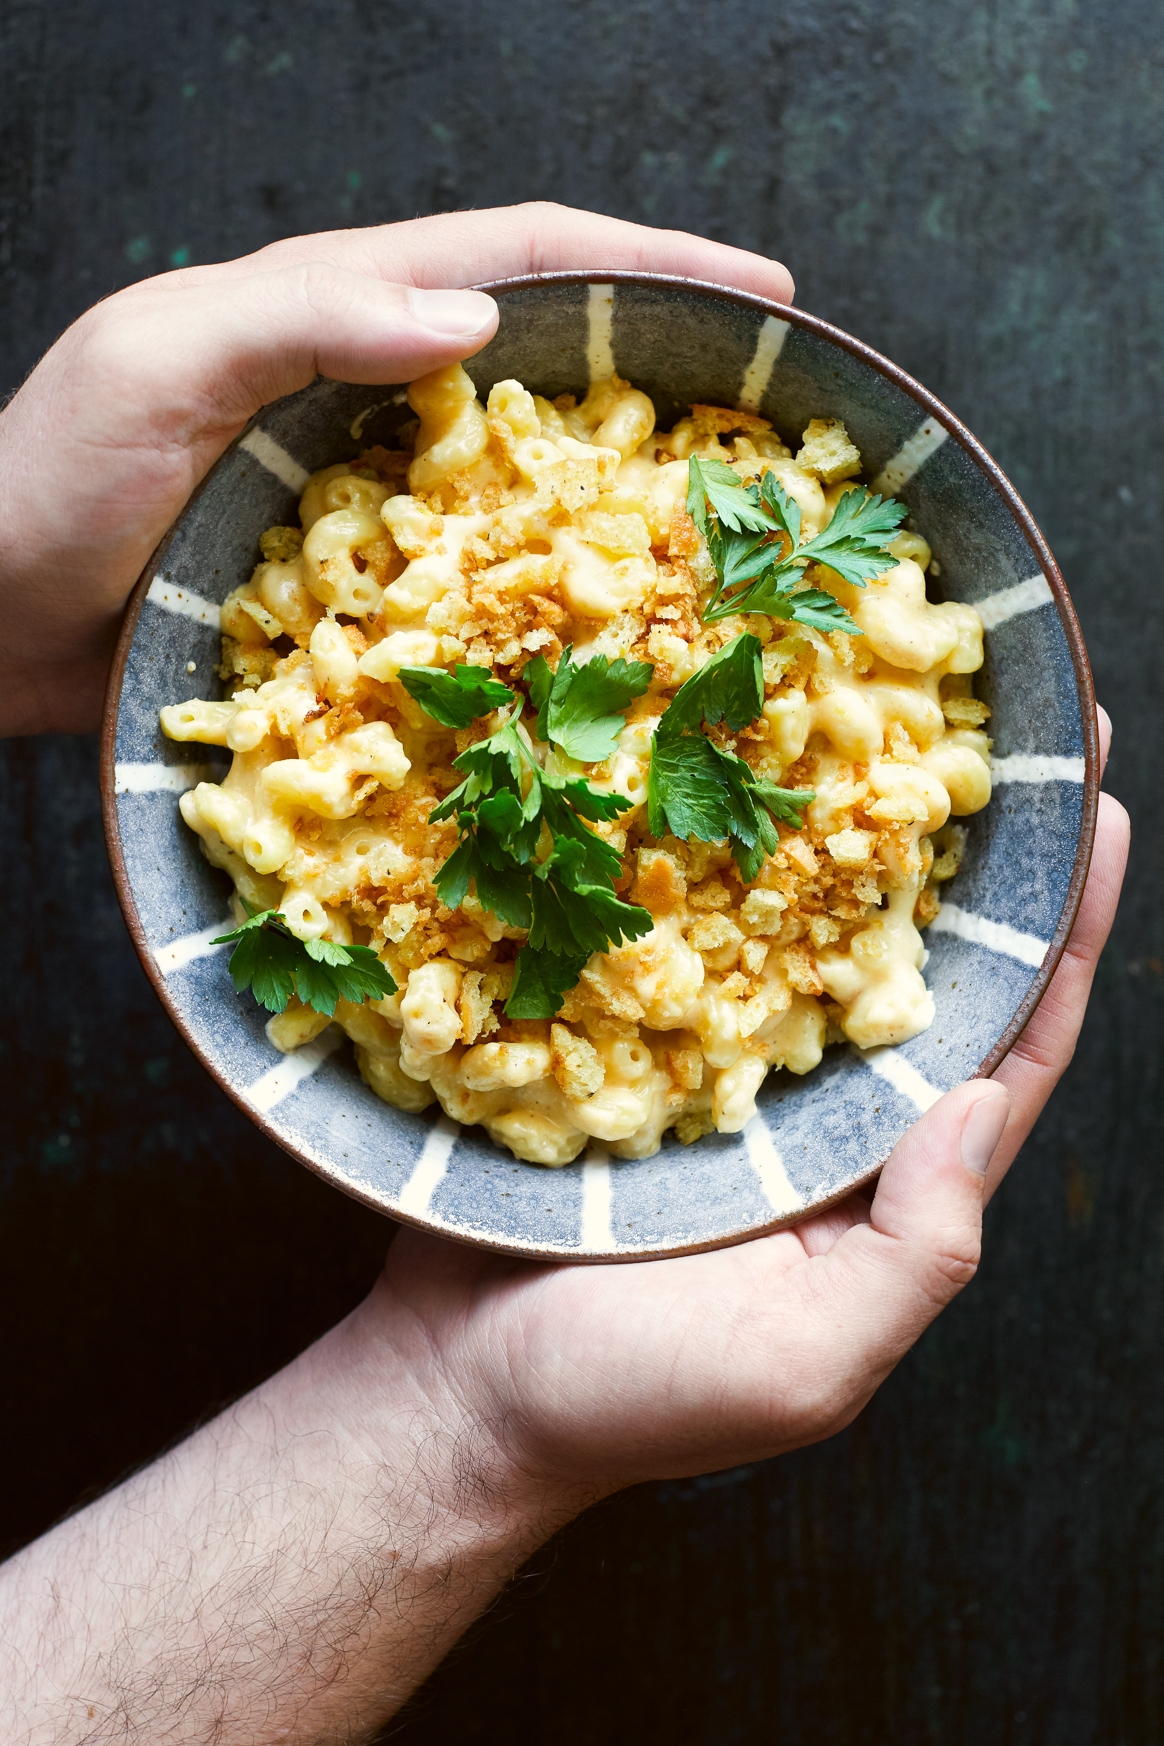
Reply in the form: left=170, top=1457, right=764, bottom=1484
left=751, top=780, right=822, bottom=827
left=647, top=723, right=737, bottom=844
left=432, top=795, right=534, bottom=929
left=212, top=909, right=397, bottom=1017
left=647, top=634, right=815, bottom=882
left=687, top=456, right=774, bottom=534
left=757, top=471, right=802, bottom=547
left=795, top=486, right=907, bottom=587
left=525, top=645, right=653, bottom=762
left=505, top=946, right=592, bottom=1020
left=398, top=664, right=515, bottom=728
left=430, top=710, right=536, bottom=830
left=686, top=452, right=907, bottom=627
left=217, top=911, right=301, bottom=1013
left=529, top=836, right=653, bottom=958
left=663, top=632, right=764, bottom=733
left=427, top=704, right=652, bottom=1018
left=720, top=579, right=863, bottom=637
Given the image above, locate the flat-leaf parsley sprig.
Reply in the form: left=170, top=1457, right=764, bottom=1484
left=213, top=907, right=398, bottom=1016
left=430, top=706, right=653, bottom=1017
left=686, top=456, right=907, bottom=629
left=401, top=653, right=656, bottom=1017
left=396, top=662, right=515, bottom=728
left=647, top=633, right=816, bottom=883
left=524, top=645, right=653, bottom=762
left=400, top=647, right=652, bottom=763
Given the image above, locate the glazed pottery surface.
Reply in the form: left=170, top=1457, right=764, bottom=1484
left=101, top=274, right=1097, bottom=1261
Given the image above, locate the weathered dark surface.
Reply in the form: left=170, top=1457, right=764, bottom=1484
left=1, top=3, right=1161, bottom=1739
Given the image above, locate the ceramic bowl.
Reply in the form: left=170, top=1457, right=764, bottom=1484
left=101, top=272, right=1097, bottom=1262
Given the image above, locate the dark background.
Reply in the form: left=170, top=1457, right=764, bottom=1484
left=2, top=2, right=1161, bottom=1740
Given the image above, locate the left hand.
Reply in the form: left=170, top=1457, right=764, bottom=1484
left=0, top=202, right=795, bottom=735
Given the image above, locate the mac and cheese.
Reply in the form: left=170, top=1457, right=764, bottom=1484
left=162, top=368, right=991, bottom=1166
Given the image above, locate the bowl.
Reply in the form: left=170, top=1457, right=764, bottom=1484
left=100, top=272, right=1098, bottom=1262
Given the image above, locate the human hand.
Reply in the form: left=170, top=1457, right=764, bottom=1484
left=1, top=733, right=1121, bottom=1742
left=363, top=727, right=1127, bottom=1502
left=0, top=203, right=794, bottom=737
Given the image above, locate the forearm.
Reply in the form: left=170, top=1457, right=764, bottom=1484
left=0, top=1284, right=566, bottom=1744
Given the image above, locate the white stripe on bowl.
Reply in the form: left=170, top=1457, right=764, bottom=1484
left=398, top=1117, right=460, bottom=1217
left=587, top=283, right=615, bottom=381
left=244, top=1026, right=344, bottom=1114
left=581, top=1150, right=615, bottom=1251
left=146, top=577, right=221, bottom=628
left=153, top=918, right=233, bottom=975
left=114, top=761, right=217, bottom=795
left=928, top=902, right=1048, bottom=968
left=991, top=753, right=1085, bottom=784
left=859, top=1046, right=944, bottom=1113
left=239, top=427, right=310, bottom=492
left=737, top=316, right=791, bottom=413
left=743, top=1115, right=804, bottom=1216
left=349, top=392, right=407, bottom=441
left=976, top=574, right=1053, bottom=629
left=870, top=417, right=949, bottom=495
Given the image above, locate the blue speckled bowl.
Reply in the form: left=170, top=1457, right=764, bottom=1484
left=100, top=273, right=1097, bottom=1262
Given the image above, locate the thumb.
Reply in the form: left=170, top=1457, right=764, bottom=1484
left=56, top=263, right=499, bottom=446
left=0, top=262, right=498, bottom=732
left=812, top=1079, right=1011, bottom=1381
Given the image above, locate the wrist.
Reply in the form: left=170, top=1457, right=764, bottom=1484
left=291, top=1275, right=586, bottom=1584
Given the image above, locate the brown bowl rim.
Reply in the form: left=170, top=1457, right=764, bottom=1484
left=100, top=270, right=1099, bottom=1263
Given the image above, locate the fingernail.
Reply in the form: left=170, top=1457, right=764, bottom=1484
left=407, top=287, right=495, bottom=337
left=960, top=1087, right=1010, bottom=1175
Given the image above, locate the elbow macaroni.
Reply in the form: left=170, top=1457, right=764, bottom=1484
left=163, top=368, right=993, bottom=1167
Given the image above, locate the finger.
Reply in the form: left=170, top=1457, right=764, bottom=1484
left=1097, top=703, right=1112, bottom=777
left=1001, top=795, right=1127, bottom=1086
left=58, top=267, right=498, bottom=445
left=2, top=265, right=498, bottom=598
left=784, top=1081, right=1011, bottom=1433
left=984, top=790, right=1129, bottom=1195
left=788, top=1189, right=874, bottom=1259
left=165, top=202, right=796, bottom=306
left=799, top=735, right=1123, bottom=1251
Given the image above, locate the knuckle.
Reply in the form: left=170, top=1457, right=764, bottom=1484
left=515, top=199, right=570, bottom=223
left=924, top=1241, right=980, bottom=1299
left=291, top=259, right=344, bottom=312
left=1011, top=1017, right=1077, bottom=1077
left=71, top=298, right=146, bottom=379
left=776, top=1365, right=874, bottom=1451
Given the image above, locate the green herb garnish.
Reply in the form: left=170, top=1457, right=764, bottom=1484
left=397, top=663, right=516, bottom=728
left=525, top=645, right=653, bottom=762
left=430, top=704, right=652, bottom=1018
left=647, top=633, right=815, bottom=882
left=505, top=947, right=592, bottom=1021
left=213, top=908, right=398, bottom=1016
left=687, top=456, right=906, bottom=628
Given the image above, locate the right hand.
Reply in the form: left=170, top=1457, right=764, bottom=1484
left=364, top=754, right=1127, bottom=1498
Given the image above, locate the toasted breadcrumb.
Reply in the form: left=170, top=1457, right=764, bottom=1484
left=217, top=636, right=278, bottom=690
left=459, top=971, right=501, bottom=1044
left=550, top=1024, right=605, bottom=1099
left=796, top=418, right=863, bottom=484
left=667, top=1048, right=704, bottom=1091
left=942, top=696, right=992, bottom=727
left=259, top=526, right=304, bottom=563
